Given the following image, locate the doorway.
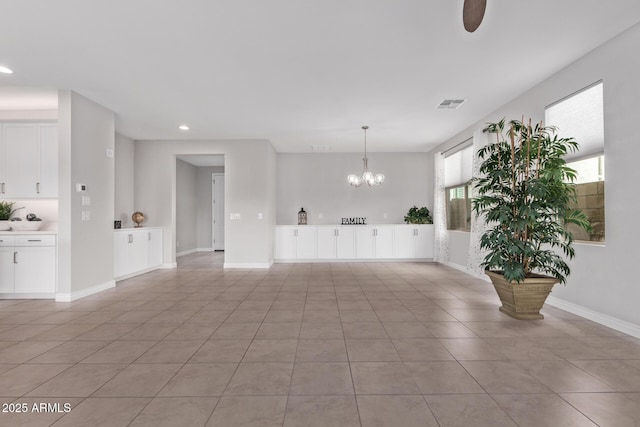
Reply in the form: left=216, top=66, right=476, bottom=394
left=212, top=173, right=225, bottom=251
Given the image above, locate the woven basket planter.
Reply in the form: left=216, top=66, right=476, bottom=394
left=486, top=270, right=557, bottom=320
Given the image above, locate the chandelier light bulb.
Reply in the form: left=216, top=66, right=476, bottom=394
left=347, top=125, right=385, bottom=188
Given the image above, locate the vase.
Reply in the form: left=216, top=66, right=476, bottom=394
left=485, top=270, right=557, bottom=320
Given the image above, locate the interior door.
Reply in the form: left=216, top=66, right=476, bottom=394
left=213, top=173, right=225, bottom=250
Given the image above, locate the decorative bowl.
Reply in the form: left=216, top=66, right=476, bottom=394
left=8, top=221, right=43, bottom=231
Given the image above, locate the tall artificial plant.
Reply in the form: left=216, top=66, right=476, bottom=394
left=472, top=118, right=590, bottom=283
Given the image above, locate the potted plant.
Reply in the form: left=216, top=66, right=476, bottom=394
left=404, top=206, right=433, bottom=224
left=472, top=118, right=590, bottom=319
left=0, top=201, right=18, bottom=231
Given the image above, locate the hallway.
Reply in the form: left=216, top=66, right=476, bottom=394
left=0, top=253, right=639, bottom=426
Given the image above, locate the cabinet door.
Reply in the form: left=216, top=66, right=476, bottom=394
left=375, top=227, right=394, bottom=258
left=129, top=231, right=147, bottom=273
left=38, top=125, right=58, bottom=198
left=0, top=248, right=15, bottom=293
left=355, top=227, right=375, bottom=259
left=394, top=227, right=416, bottom=258
left=275, top=227, right=296, bottom=260
left=336, top=227, right=355, bottom=259
left=146, top=229, right=163, bottom=268
left=14, top=247, right=56, bottom=293
left=114, top=232, right=130, bottom=277
left=4, top=124, right=40, bottom=197
left=317, top=228, right=336, bottom=259
left=414, top=225, right=434, bottom=259
left=296, top=227, right=317, bottom=259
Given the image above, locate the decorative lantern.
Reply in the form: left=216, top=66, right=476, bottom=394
left=298, top=207, right=307, bottom=225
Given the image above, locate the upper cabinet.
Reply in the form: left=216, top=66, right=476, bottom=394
left=0, top=123, right=58, bottom=198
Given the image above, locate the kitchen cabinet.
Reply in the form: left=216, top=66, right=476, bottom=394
left=0, top=234, right=57, bottom=296
left=0, top=123, right=58, bottom=198
left=414, top=225, right=434, bottom=259
left=146, top=228, right=163, bottom=268
left=274, top=226, right=316, bottom=260
left=114, top=228, right=164, bottom=279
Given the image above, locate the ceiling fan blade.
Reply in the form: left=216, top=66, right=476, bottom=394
left=463, top=0, right=487, bottom=32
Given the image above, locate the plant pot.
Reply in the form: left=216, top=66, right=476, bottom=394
left=485, top=270, right=557, bottom=320
left=0, top=220, right=11, bottom=231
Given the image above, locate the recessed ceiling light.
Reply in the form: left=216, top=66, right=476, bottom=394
left=0, top=65, right=14, bottom=74
left=179, top=125, right=189, bottom=131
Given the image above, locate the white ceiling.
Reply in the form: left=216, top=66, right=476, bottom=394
left=1, top=1, right=640, bottom=152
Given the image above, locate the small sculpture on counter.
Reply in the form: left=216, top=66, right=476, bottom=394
left=132, top=211, right=145, bottom=228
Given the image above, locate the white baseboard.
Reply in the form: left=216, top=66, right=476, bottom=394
left=115, top=265, right=163, bottom=281
left=161, top=262, right=177, bottom=269
left=440, top=261, right=490, bottom=281
left=224, top=261, right=273, bottom=269
left=55, top=280, right=115, bottom=302
left=546, top=296, right=640, bottom=339
left=177, top=249, right=197, bottom=257
left=0, top=293, right=55, bottom=300
left=274, top=258, right=434, bottom=264
left=197, top=247, right=214, bottom=252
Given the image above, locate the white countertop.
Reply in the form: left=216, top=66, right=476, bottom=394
left=0, top=230, right=58, bottom=235
left=115, top=226, right=164, bottom=231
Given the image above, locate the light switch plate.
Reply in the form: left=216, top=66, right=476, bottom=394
left=82, top=196, right=91, bottom=206
left=257, top=212, right=263, bottom=220
left=81, top=211, right=91, bottom=221
left=230, top=213, right=241, bottom=220
left=106, top=148, right=114, bottom=158
left=76, top=183, right=87, bottom=192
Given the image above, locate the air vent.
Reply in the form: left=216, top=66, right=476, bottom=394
left=310, top=145, right=331, bottom=152
left=437, top=99, right=466, bottom=109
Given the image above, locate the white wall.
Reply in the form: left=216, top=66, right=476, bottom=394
left=429, top=23, right=640, bottom=333
left=57, top=90, right=115, bottom=297
left=277, top=153, right=431, bottom=225
left=176, top=159, right=198, bottom=253
left=134, top=140, right=276, bottom=268
left=114, top=133, right=134, bottom=227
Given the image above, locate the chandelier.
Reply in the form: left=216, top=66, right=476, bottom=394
left=347, top=126, right=385, bottom=187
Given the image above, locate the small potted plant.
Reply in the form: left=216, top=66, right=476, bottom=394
left=404, top=206, right=433, bottom=224
left=472, top=118, right=590, bottom=319
left=0, top=201, right=18, bottom=231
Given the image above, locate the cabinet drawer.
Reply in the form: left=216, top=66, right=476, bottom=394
left=14, top=235, right=56, bottom=247
left=0, top=236, right=15, bottom=247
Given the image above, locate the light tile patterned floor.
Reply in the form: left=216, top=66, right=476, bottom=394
left=0, top=252, right=639, bottom=426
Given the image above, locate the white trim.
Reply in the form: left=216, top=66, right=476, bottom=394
left=224, top=262, right=273, bottom=269
left=274, top=258, right=434, bottom=264
left=55, top=280, right=115, bottom=302
left=0, top=293, right=55, bottom=299
left=177, top=248, right=197, bottom=257
left=161, top=262, right=177, bottom=269
left=114, top=265, right=162, bottom=281
left=197, top=247, right=214, bottom=252
left=439, top=261, right=490, bottom=281
left=546, top=296, right=640, bottom=339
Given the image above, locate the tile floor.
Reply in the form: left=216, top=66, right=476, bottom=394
left=0, top=252, right=639, bottom=426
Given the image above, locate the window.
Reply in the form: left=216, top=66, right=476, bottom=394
left=565, top=156, right=605, bottom=242
left=545, top=82, right=605, bottom=242
left=446, top=184, right=471, bottom=231
left=444, top=143, right=472, bottom=231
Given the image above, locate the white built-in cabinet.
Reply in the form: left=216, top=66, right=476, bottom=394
left=317, top=227, right=355, bottom=259
left=114, top=228, right=163, bottom=279
left=394, top=225, right=435, bottom=259
left=0, top=234, right=57, bottom=296
left=274, top=225, right=434, bottom=261
left=0, top=123, right=58, bottom=198
left=275, top=226, right=316, bottom=260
